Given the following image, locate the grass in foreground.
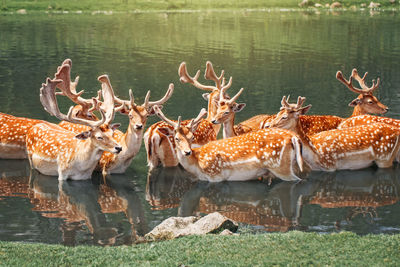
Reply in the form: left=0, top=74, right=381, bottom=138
left=0, top=0, right=399, bottom=13
left=1, top=232, right=399, bottom=266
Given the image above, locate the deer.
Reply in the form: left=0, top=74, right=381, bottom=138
left=0, top=59, right=97, bottom=160
left=210, top=84, right=246, bottom=138
left=26, top=76, right=122, bottom=181
left=236, top=68, right=387, bottom=136
left=266, top=96, right=400, bottom=172
left=153, top=105, right=308, bottom=182
left=144, top=61, right=227, bottom=169
left=52, top=60, right=175, bottom=175
left=336, top=71, right=400, bottom=129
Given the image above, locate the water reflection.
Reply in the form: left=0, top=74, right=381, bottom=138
left=306, top=168, right=400, bottom=233
left=0, top=161, right=147, bottom=246
left=146, top=166, right=400, bottom=233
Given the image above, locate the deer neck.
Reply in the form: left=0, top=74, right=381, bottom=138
left=351, top=105, right=364, bottom=117
left=122, top=123, right=144, bottom=157
left=74, top=139, right=103, bottom=164
left=292, top=120, right=323, bottom=170
left=222, top=114, right=237, bottom=138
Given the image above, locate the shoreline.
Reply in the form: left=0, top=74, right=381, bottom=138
left=1, top=7, right=400, bottom=15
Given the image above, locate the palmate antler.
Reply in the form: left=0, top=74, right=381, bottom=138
left=40, top=77, right=106, bottom=129
left=336, top=68, right=380, bottom=95
left=54, top=59, right=95, bottom=114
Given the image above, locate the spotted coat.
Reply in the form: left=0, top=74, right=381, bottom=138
left=0, top=113, right=45, bottom=159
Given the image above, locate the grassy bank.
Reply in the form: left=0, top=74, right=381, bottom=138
left=0, top=0, right=399, bottom=13
left=1, top=232, right=399, bottom=266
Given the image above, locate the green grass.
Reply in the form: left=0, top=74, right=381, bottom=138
left=0, top=0, right=399, bottom=13
left=1, top=232, right=400, bottom=266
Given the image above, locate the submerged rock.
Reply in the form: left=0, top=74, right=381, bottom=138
left=145, top=212, right=238, bottom=241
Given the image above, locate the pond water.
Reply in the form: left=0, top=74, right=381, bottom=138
left=0, top=10, right=400, bottom=246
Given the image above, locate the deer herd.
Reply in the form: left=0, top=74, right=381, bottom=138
left=0, top=59, right=399, bottom=183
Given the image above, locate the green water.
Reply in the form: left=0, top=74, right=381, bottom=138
left=0, top=11, right=400, bottom=245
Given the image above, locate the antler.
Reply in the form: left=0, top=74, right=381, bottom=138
left=114, top=83, right=174, bottom=111
left=97, top=75, right=116, bottom=125
left=188, top=108, right=207, bottom=130
left=153, top=105, right=179, bottom=129
left=179, top=61, right=232, bottom=92
left=54, top=61, right=93, bottom=111
left=280, top=96, right=308, bottom=111
left=336, top=68, right=380, bottom=95
left=40, top=78, right=105, bottom=128
left=144, top=83, right=175, bottom=109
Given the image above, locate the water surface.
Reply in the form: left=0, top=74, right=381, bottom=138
left=0, top=10, right=400, bottom=245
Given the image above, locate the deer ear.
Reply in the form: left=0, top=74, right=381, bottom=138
left=233, top=103, right=246, bottom=113
left=202, top=93, right=210, bottom=101
left=349, top=98, right=362, bottom=107
left=75, top=131, right=92, bottom=140
left=148, top=105, right=163, bottom=116
left=300, top=104, right=312, bottom=115
left=110, top=123, right=121, bottom=131
left=157, top=127, right=171, bottom=137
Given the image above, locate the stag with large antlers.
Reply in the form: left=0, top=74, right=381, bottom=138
left=267, top=96, right=400, bottom=171
left=97, top=82, right=174, bottom=175
left=336, top=70, right=400, bottom=130
left=26, top=76, right=122, bottom=180
left=153, top=106, right=308, bottom=182
left=143, top=61, right=224, bottom=169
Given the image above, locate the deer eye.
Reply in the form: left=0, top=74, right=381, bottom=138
left=224, top=111, right=230, bottom=115
left=282, top=115, right=288, bottom=120
left=96, top=136, right=104, bottom=140
left=368, top=101, right=373, bottom=104
left=175, top=137, right=179, bottom=142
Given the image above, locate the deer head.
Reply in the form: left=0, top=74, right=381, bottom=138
left=179, top=61, right=231, bottom=119
left=113, top=83, right=174, bottom=131
left=153, top=106, right=207, bottom=156
left=211, top=86, right=246, bottom=124
left=40, top=76, right=122, bottom=154
left=266, top=96, right=312, bottom=133
left=336, top=68, right=388, bottom=115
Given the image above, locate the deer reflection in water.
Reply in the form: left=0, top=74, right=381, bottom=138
left=309, top=167, right=400, bottom=230
left=0, top=160, right=147, bottom=246
left=146, top=166, right=400, bottom=233
left=146, top=165, right=320, bottom=232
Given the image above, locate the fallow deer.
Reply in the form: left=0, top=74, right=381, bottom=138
left=54, top=61, right=175, bottom=175
left=144, top=61, right=225, bottom=169
left=98, top=82, right=174, bottom=175
left=153, top=106, right=308, bottom=182
left=26, top=77, right=122, bottom=180
left=0, top=59, right=98, bottom=159
left=267, top=96, right=400, bottom=171
left=210, top=85, right=246, bottom=138
left=237, top=68, right=387, bottom=136
left=337, top=69, right=398, bottom=129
